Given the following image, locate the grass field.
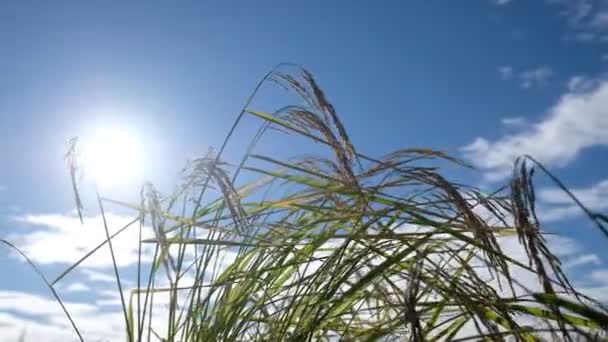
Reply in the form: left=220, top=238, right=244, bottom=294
left=4, top=66, right=608, bottom=341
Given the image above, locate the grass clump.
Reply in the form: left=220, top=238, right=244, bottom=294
left=7, top=65, right=608, bottom=341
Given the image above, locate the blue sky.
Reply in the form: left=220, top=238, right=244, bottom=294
left=2, top=0, right=608, bottom=340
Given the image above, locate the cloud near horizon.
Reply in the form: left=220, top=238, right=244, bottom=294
left=1, top=205, right=607, bottom=340
left=0, top=290, right=124, bottom=341
left=0, top=287, right=179, bottom=342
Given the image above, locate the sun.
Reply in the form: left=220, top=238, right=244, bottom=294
left=81, top=126, right=143, bottom=188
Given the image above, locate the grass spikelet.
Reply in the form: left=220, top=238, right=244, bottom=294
left=65, top=137, right=85, bottom=223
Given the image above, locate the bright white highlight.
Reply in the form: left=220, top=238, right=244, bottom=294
left=82, top=126, right=143, bottom=187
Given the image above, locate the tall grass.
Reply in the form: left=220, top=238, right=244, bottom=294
left=10, top=65, right=608, bottom=341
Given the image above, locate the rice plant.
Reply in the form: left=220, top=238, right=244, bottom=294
left=7, top=65, right=608, bottom=341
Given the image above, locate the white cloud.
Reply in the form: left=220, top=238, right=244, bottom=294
left=0, top=209, right=242, bottom=339
left=455, top=233, right=608, bottom=314
left=9, top=212, right=155, bottom=268
left=520, top=66, right=554, bottom=88
left=541, top=236, right=603, bottom=275
left=505, top=235, right=606, bottom=295
left=463, top=77, right=608, bottom=180
left=95, top=298, right=122, bottom=307
left=94, top=289, right=125, bottom=307
left=497, top=65, right=554, bottom=88
left=501, top=116, right=528, bottom=127
left=2, top=207, right=606, bottom=339
left=0, top=210, right=242, bottom=340
left=591, top=269, right=608, bottom=282
left=540, top=178, right=608, bottom=206
left=564, top=254, right=602, bottom=269
left=498, top=65, right=514, bottom=80
left=574, top=31, right=597, bottom=42
left=0, top=290, right=124, bottom=341
left=545, top=234, right=583, bottom=256
left=579, top=285, right=608, bottom=301
left=64, top=282, right=90, bottom=292
left=81, top=269, right=122, bottom=283
left=547, top=0, right=591, bottom=25
left=0, top=286, right=181, bottom=341
left=591, top=11, right=608, bottom=30
left=547, top=0, right=608, bottom=42
left=579, top=270, right=608, bottom=301
left=538, top=206, right=582, bottom=222
left=0, top=232, right=605, bottom=340
left=0, top=291, right=96, bottom=317
left=537, top=178, right=608, bottom=221
left=567, top=75, right=601, bottom=93
left=0, top=312, right=73, bottom=342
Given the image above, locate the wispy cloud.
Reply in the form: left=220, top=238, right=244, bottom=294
left=497, top=65, right=554, bottom=88
left=0, top=291, right=96, bottom=317
left=0, top=280, right=199, bottom=341
left=579, top=269, right=608, bottom=301
left=81, top=269, right=123, bottom=283
left=501, top=116, right=528, bottom=127
left=547, top=0, right=608, bottom=42
left=0, top=286, right=178, bottom=341
left=564, top=254, right=602, bottom=269
left=498, top=65, right=514, bottom=80
left=9, top=212, right=154, bottom=268
left=63, top=282, right=91, bottom=292
left=469, top=234, right=607, bottom=303
left=567, top=74, right=600, bottom=92
left=539, top=179, right=608, bottom=206
left=537, top=178, right=608, bottom=222
left=463, top=76, right=608, bottom=180
left=520, top=66, right=554, bottom=88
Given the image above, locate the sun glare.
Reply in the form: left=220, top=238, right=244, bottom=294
left=82, top=126, right=143, bottom=188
